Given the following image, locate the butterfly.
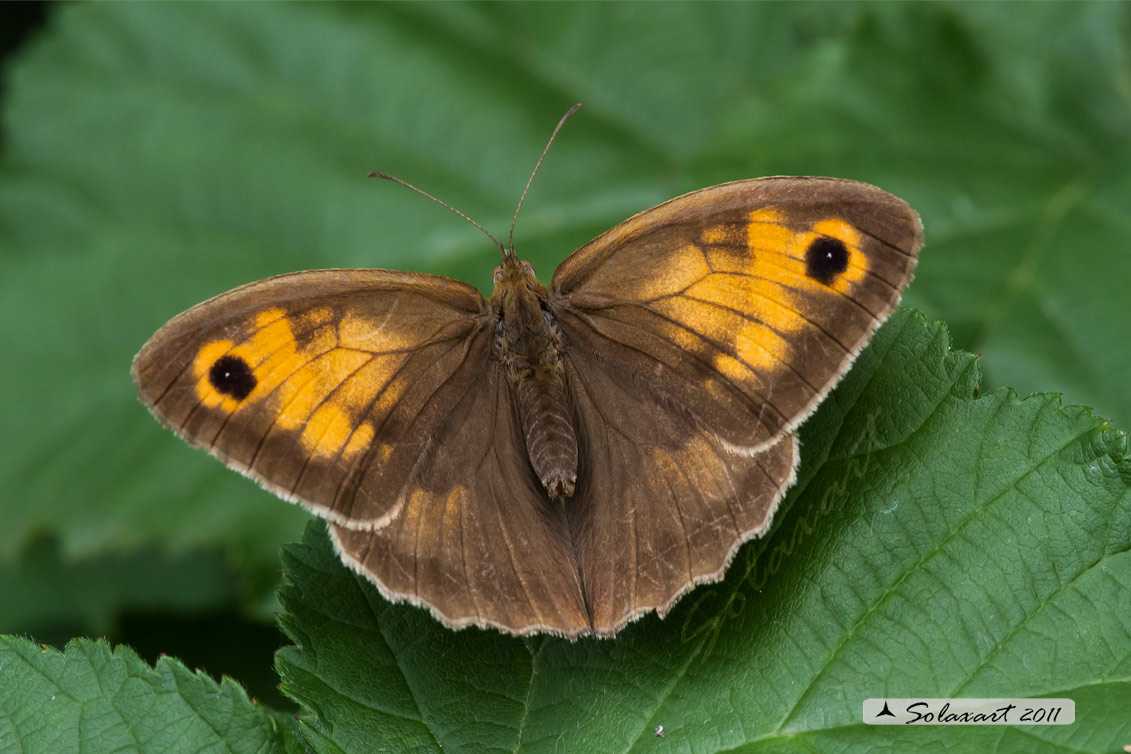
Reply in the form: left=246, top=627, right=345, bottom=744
left=133, top=112, right=922, bottom=639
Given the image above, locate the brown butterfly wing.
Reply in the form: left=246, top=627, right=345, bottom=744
left=134, top=269, right=486, bottom=526
left=330, top=363, right=590, bottom=636
left=564, top=350, right=798, bottom=635
left=134, top=268, right=590, bottom=635
left=551, top=177, right=922, bottom=632
left=552, top=177, right=922, bottom=451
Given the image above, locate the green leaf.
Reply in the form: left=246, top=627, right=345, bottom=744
left=0, top=635, right=297, bottom=754
left=1, top=0, right=1129, bottom=711
left=274, top=310, right=1131, bottom=753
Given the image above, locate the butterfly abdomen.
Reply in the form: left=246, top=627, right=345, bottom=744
left=512, top=361, right=578, bottom=499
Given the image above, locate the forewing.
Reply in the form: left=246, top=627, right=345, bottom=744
left=551, top=177, right=922, bottom=450
left=331, top=364, right=591, bottom=637
left=133, top=269, right=488, bottom=526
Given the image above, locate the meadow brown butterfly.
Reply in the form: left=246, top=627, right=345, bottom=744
left=134, top=107, right=922, bottom=638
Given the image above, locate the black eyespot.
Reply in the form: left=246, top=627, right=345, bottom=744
left=805, top=237, right=849, bottom=286
left=209, top=354, right=256, bottom=400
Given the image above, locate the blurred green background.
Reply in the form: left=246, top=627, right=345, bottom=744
left=1, top=2, right=1128, bottom=708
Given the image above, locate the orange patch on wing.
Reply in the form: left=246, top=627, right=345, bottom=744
left=657, top=212, right=806, bottom=380
left=744, top=208, right=796, bottom=260
left=300, top=307, right=335, bottom=328
left=745, top=211, right=869, bottom=297
left=730, top=320, right=791, bottom=377
left=701, top=226, right=728, bottom=245
left=274, top=349, right=373, bottom=431
left=700, top=223, right=747, bottom=248
left=443, top=485, right=465, bottom=524
left=255, top=308, right=287, bottom=329
left=653, top=295, right=790, bottom=378
left=193, top=339, right=240, bottom=412
left=252, top=348, right=309, bottom=400
left=662, top=207, right=872, bottom=382
left=376, top=443, right=393, bottom=463
left=342, top=422, right=375, bottom=459
left=811, top=218, right=867, bottom=291
left=339, top=310, right=417, bottom=352
left=246, top=324, right=335, bottom=404
left=199, top=314, right=308, bottom=411
left=245, top=317, right=300, bottom=364
left=301, top=402, right=354, bottom=458
left=189, top=305, right=422, bottom=460
left=191, top=312, right=295, bottom=413
left=686, top=273, right=804, bottom=335
left=194, top=340, right=235, bottom=381
left=347, top=354, right=411, bottom=417
left=333, top=356, right=398, bottom=412
left=636, top=243, right=710, bottom=301
left=667, top=322, right=707, bottom=352
left=742, top=208, right=809, bottom=286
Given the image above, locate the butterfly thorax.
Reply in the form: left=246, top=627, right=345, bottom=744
left=489, top=256, right=578, bottom=499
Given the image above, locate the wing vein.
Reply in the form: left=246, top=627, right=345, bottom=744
left=332, top=329, right=484, bottom=515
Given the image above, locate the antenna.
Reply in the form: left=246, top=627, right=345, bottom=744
left=507, top=103, right=582, bottom=258
left=368, top=103, right=583, bottom=261
left=367, top=172, right=505, bottom=255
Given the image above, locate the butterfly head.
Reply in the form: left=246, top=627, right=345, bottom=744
left=492, top=255, right=534, bottom=283
left=490, top=255, right=545, bottom=303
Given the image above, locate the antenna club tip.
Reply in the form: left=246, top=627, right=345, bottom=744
left=367, top=172, right=388, bottom=179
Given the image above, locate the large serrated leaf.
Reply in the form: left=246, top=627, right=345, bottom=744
left=273, top=310, right=1131, bottom=753
left=0, top=636, right=296, bottom=754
